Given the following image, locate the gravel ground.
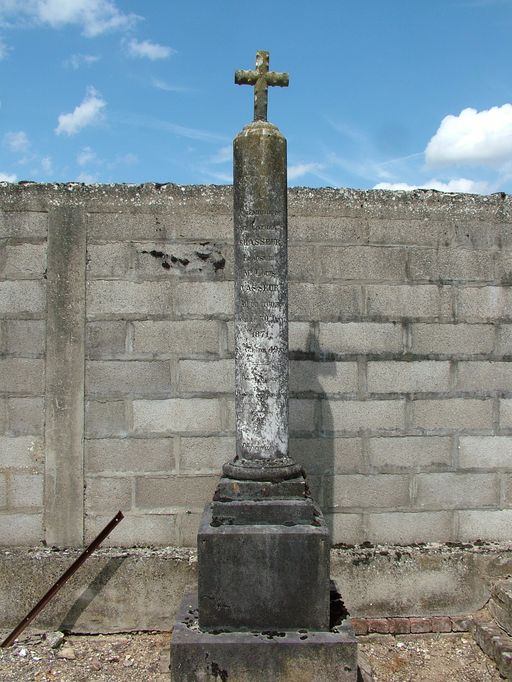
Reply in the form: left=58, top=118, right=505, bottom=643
left=0, top=630, right=504, bottom=681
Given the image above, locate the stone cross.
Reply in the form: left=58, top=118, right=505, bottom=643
left=235, top=50, right=289, bottom=121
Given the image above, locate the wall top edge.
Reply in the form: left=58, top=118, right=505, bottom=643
left=0, top=181, right=511, bottom=218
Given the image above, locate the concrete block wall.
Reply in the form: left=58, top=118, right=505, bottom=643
left=1, top=183, right=512, bottom=548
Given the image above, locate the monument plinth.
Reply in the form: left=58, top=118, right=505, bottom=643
left=170, top=51, right=357, bottom=681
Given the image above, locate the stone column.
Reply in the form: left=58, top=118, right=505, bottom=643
left=223, top=120, right=301, bottom=482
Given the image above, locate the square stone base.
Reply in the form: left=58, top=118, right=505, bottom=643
left=170, top=592, right=358, bottom=682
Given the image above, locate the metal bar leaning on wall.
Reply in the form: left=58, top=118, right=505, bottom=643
left=1, top=511, right=124, bottom=648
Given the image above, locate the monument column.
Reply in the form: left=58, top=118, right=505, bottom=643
left=223, top=50, right=301, bottom=482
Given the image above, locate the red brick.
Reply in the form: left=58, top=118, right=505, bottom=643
left=450, top=616, right=472, bottom=632
left=410, top=617, right=432, bottom=634
left=350, top=618, right=368, bottom=635
left=431, top=616, right=452, bottom=633
left=388, top=618, right=411, bottom=634
left=367, top=618, right=390, bottom=634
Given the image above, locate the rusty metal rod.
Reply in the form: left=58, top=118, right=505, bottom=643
left=1, top=510, right=124, bottom=647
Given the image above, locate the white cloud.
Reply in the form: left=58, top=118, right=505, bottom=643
left=0, top=0, right=139, bottom=37
left=40, top=156, right=52, bottom=173
left=3, top=130, right=29, bottom=153
left=374, top=178, right=490, bottom=194
left=65, top=53, right=100, bottom=69
left=55, top=87, right=106, bottom=136
left=288, top=162, right=324, bottom=181
left=0, top=37, right=9, bottom=59
left=0, top=171, right=16, bottom=181
left=151, top=77, right=186, bottom=92
left=127, top=38, right=174, bottom=60
left=77, top=146, right=97, bottom=165
left=426, top=104, right=512, bottom=167
left=76, top=171, right=99, bottom=183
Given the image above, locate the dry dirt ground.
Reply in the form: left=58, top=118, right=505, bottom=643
left=0, top=630, right=504, bottom=681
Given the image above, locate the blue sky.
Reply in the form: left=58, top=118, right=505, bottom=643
left=1, top=0, right=512, bottom=193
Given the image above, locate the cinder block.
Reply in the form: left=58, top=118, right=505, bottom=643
left=320, top=246, right=406, bottom=282
left=0, top=474, right=6, bottom=508
left=458, top=286, right=512, bottom=322
left=318, top=322, right=402, bottom=354
left=86, top=243, right=132, bottom=278
left=408, top=248, right=494, bottom=282
left=457, top=509, right=512, bottom=542
left=414, top=473, right=498, bottom=509
left=85, top=477, right=132, bottom=513
left=367, top=360, right=450, bottom=393
left=290, top=437, right=364, bottom=474
left=459, top=436, right=512, bottom=469
left=366, top=511, right=453, bottom=544
left=288, top=245, right=317, bottom=281
left=7, top=397, right=44, bottom=435
left=500, top=399, right=512, bottom=428
left=329, top=474, right=410, bottom=509
left=325, top=399, right=405, bottom=433
left=8, top=473, right=43, bottom=510
left=175, top=282, right=233, bottom=317
left=366, top=284, right=448, bottom=320
left=458, top=361, right=512, bottom=392
left=132, top=320, right=220, bottom=355
left=289, top=215, right=368, bottom=243
left=178, top=510, right=202, bottom=546
left=289, top=322, right=313, bottom=352
left=180, top=436, right=234, bottom=473
left=5, top=321, right=45, bottom=356
left=447, top=219, right=498, bottom=249
left=85, top=399, right=129, bottom=438
left=0, top=359, right=44, bottom=395
left=368, top=435, right=452, bottom=471
left=173, top=214, right=233, bottom=241
left=496, top=325, right=512, bottom=354
left=86, top=321, right=126, bottom=358
left=179, top=359, right=234, bottom=393
left=1, top=244, right=47, bottom=279
left=289, top=360, right=358, bottom=394
left=289, top=283, right=363, bottom=321
left=85, top=438, right=174, bottom=473
left=411, top=323, right=495, bottom=355
left=85, top=512, right=179, bottom=547
left=0, top=513, right=43, bottom=545
left=289, top=398, right=316, bottom=431
left=502, top=475, right=512, bottom=507
left=132, top=398, right=221, bottom=433
left=135, top=475, right=217, bottom=509
left=326, top=512, right=365, bottom=545
left=0, top=281, right=46, bottom=315
left=368, top=218, right=438, bottom=246
left=412, top=398, right=493, bottom=431
left=87, top=212, right=178, bottom=241
left=0, top=435, right=43, bottom=469
left=86, top=360, right=172, bottom=397
left=87, top=280, right=175, bottom=317
left=0, top=211, right=47, bottom=238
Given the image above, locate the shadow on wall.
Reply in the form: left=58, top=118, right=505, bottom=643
left=59, top=557, right=126, bottom=632
left=289, top=328, right=336, bottom=540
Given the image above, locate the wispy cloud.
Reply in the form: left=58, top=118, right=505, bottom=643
left=0, top=0, right=140, bottom=37
left=374, top=178, right=491, bottom=194
left=426, top=104, right=512, bottom=168
left=288, top=162, right=325, bottom=181
left=0, top=36, right=9, bottom=60
left=3, top=130, right=30, bottom=153
left=55, top=86, right=106, bottom=136
left=77, top=146, right=97, bottom=166
left=0, top=171, right=16, bottom=182
left=76, top=171, right=99, bottom=183
left=151, top=77, right=187, bottom=92
left=127, top=38, right=174, bottom=60
left=118, top=112, right=229, bottom=144
left=65, top=53, right=100, bottom=69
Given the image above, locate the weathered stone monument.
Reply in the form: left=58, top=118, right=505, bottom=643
left=170, top=51, right=357, bottom=681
